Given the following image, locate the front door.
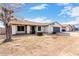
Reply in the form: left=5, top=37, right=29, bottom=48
left=31, top=26, right=36, bottom=34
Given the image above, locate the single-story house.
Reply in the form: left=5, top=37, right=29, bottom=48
left=9, top=19, right=63, bottom=35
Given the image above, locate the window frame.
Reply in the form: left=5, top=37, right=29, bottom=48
left=17, top=26, right=25, bottom=31
left=38, top=26, right=41, bottom=31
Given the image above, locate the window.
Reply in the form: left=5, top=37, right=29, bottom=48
left=38, top=26, right=41, bottom=31
left=17, top=26, right=24, bottom=31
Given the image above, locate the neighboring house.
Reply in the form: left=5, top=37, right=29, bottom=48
left=9, top=19, right=62, bottom=35
left=0, top=27, right=5, bottom=35
left=61, top=24, right=75, bottom=32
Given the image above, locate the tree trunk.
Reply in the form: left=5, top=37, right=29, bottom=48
left=3, top=24, right=12, bottom=43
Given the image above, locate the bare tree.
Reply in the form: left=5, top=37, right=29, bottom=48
left=0, top=3, right=23, bottom=43
left=0, top=7, right=13, bottom=43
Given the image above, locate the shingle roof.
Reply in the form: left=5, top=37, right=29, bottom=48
left=9, top=19, right=49, bottom=26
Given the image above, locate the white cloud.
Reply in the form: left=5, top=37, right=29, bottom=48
left=58, top=6, right=72, bottom=16
left=58, top=5, right=79, bottom=17
left=62, top=17, right=79, bottom=25
left=24, top=17, right=53, bottom=23
left=30, top=4, right=48, bottom=10
left=58, top=5, right=79, bottom=25
left=70, top=7, right=79, bottom=17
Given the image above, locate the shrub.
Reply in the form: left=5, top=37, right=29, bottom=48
left=37, top=31, right=43, bottom=36
left=52, top=32, right=56, bottom=34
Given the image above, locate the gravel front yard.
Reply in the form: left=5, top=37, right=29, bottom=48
left=0, top=34, right=79, bottom=56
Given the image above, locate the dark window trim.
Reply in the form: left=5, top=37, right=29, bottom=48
left=38, top=26, right=41, bottom=31
left=17, top=26, right=24, bottom=31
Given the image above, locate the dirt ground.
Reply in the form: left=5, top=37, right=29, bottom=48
left=0, top=34, right=79, bottom=56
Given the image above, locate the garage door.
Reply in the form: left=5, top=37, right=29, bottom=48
left=53, top=27, right=60, bottom=32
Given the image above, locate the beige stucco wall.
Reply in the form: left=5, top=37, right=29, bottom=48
left=41, top=26, right=45, bottom=32
left=48, top=25, right=53, bottom=34
left=44, top=26, right=48, bottom=33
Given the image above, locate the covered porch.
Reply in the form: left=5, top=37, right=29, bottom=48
left=12, top=24, right=44, bottom=35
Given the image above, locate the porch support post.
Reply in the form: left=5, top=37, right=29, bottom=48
left=27, top=25, right=30, bottom=34
left=25, top=25, right=27, bottom=34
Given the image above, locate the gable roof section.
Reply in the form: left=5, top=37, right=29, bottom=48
left=48, top=21, right=62, bottom=27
